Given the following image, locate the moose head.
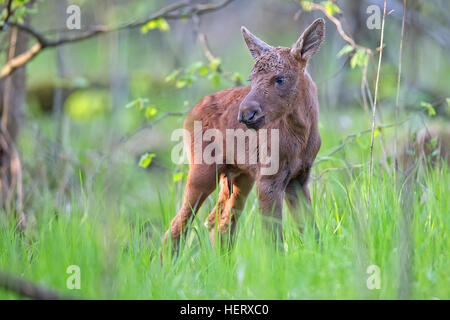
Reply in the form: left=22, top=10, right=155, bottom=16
left=238, top=18, right=325, bottom=130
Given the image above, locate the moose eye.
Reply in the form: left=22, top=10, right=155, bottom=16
left=275, top=76, right=285, bottom=85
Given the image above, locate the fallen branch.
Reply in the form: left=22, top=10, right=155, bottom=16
left=0, top=271, right=72, bottom=300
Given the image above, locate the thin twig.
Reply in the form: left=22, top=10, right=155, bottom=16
left=119, top=111, right=188, bottom=144
left=306, top=1, right=371, bottom=53
left=369, top=0, right=387, bottom=179
left=315, top=118, right=410, bottom=166
left=191, top=14, right=242, bottom=86
left=394, top=0, right=407, bottom=173
left=302, top=0, right=375, bottom=125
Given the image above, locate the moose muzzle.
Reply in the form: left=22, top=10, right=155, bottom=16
left=238, top=100, right=264, bottom=130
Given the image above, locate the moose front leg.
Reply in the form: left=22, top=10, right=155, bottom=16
left=285, top=171, right=319, bottom=238
left=257, top=178, right=284, bottom=247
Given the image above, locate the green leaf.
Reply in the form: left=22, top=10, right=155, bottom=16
left=209, top=58, right=221, bottom=72
left=208, top=71, right=220, bottom=87
left=232, top=72, right=243, bottom=84
left=65, top=90, right=110, bottom=121
left=421, top=101, right=436, bottom=116
left=173, top=172, right=184, bottom=182
left=350, top=49, right=368, bottom=69
left=176, top=75, right=196, bottom=88
left=300, top=0, right=313, bottom=11
left=165, top=70, right=181, bottom=83
left=197, top=65, right=210, bottom=76
left=374, top=127, right=380, bottom=138
left=141, top=18, right=170, bottom=34
left=139, top=153, right=155, bottom=168
left=322, top=1, right=341, bottom=16
left=175, top=79, right=187, bottom=88
left=144, top=106, right=157, bottom=119
left=125, top=98, right=149, bottom=110
left=337, top=44, right=354, bottom=57
left=188, top=61, right=210, bottom=76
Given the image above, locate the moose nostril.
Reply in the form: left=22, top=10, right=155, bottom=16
left=246, top=110, right=257, bottom=121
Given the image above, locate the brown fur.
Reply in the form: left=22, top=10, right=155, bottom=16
left=163, top=19, right=325, bottom=252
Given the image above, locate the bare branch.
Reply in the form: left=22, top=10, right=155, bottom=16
left=305, top=1, right=372, bottom=54
left=0, top=42, right=41, bottom=78
left=192, top=13, right=242, bottom=86
left=0, top=0, right=235, bottom=79
left=315, top=118, right=410, bottom=166
left=0, top=271, right=72, bottom=300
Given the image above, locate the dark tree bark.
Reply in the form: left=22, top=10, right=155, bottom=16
left=0, top=26, right=28, bottom=227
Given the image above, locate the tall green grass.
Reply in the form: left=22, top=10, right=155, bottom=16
left=0, top=111, right=448, bottom=299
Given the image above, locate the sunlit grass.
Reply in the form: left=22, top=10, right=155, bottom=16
left=0, top=110, right=448, bottom=299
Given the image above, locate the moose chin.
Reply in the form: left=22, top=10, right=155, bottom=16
left=163, top=19, right=325, bottom=255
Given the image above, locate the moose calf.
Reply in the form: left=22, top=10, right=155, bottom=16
left=163, top=19, right=325, bottom=252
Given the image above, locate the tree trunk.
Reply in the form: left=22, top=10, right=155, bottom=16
left=0, top=26, right=28, bottom=227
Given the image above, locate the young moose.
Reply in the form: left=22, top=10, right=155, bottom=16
left=163, top=19, right=325, bottom=251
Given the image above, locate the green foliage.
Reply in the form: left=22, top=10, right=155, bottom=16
left=138, top=153, right=155, bottom=168
left=172, top=172, right=184, bottom=182
left=0, top=0, right=35, bottom=27
left=337, top=44, right=354, bottom=58
left=125, top=97, right=149, bottom=110
left=126, top=98, right=158, bottom=120
left=165, top=59, right=223, bottom=88
left=140, top=18, right=170, bottom=34
left=232, top=72, right=243, bottom=84
left=65, top=90, right=110, bottom=121
left=322, top=1, right=341, bottom=16
left=300, top=0, right=313, bottom=12
left=421, top=101, right=436, bottom=117
left=350, top=49, right=369, bottom=69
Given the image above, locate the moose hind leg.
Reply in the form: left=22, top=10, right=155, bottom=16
left=206, top=173, right=254, bottom=248
left=163, top=164, right=217, bottom=254
left=205, top=173, right=230, bottom=236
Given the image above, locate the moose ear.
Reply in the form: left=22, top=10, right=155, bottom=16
left=291, top=18, right=325, bottom=61
left=241, top=26, right=273, bottom=59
